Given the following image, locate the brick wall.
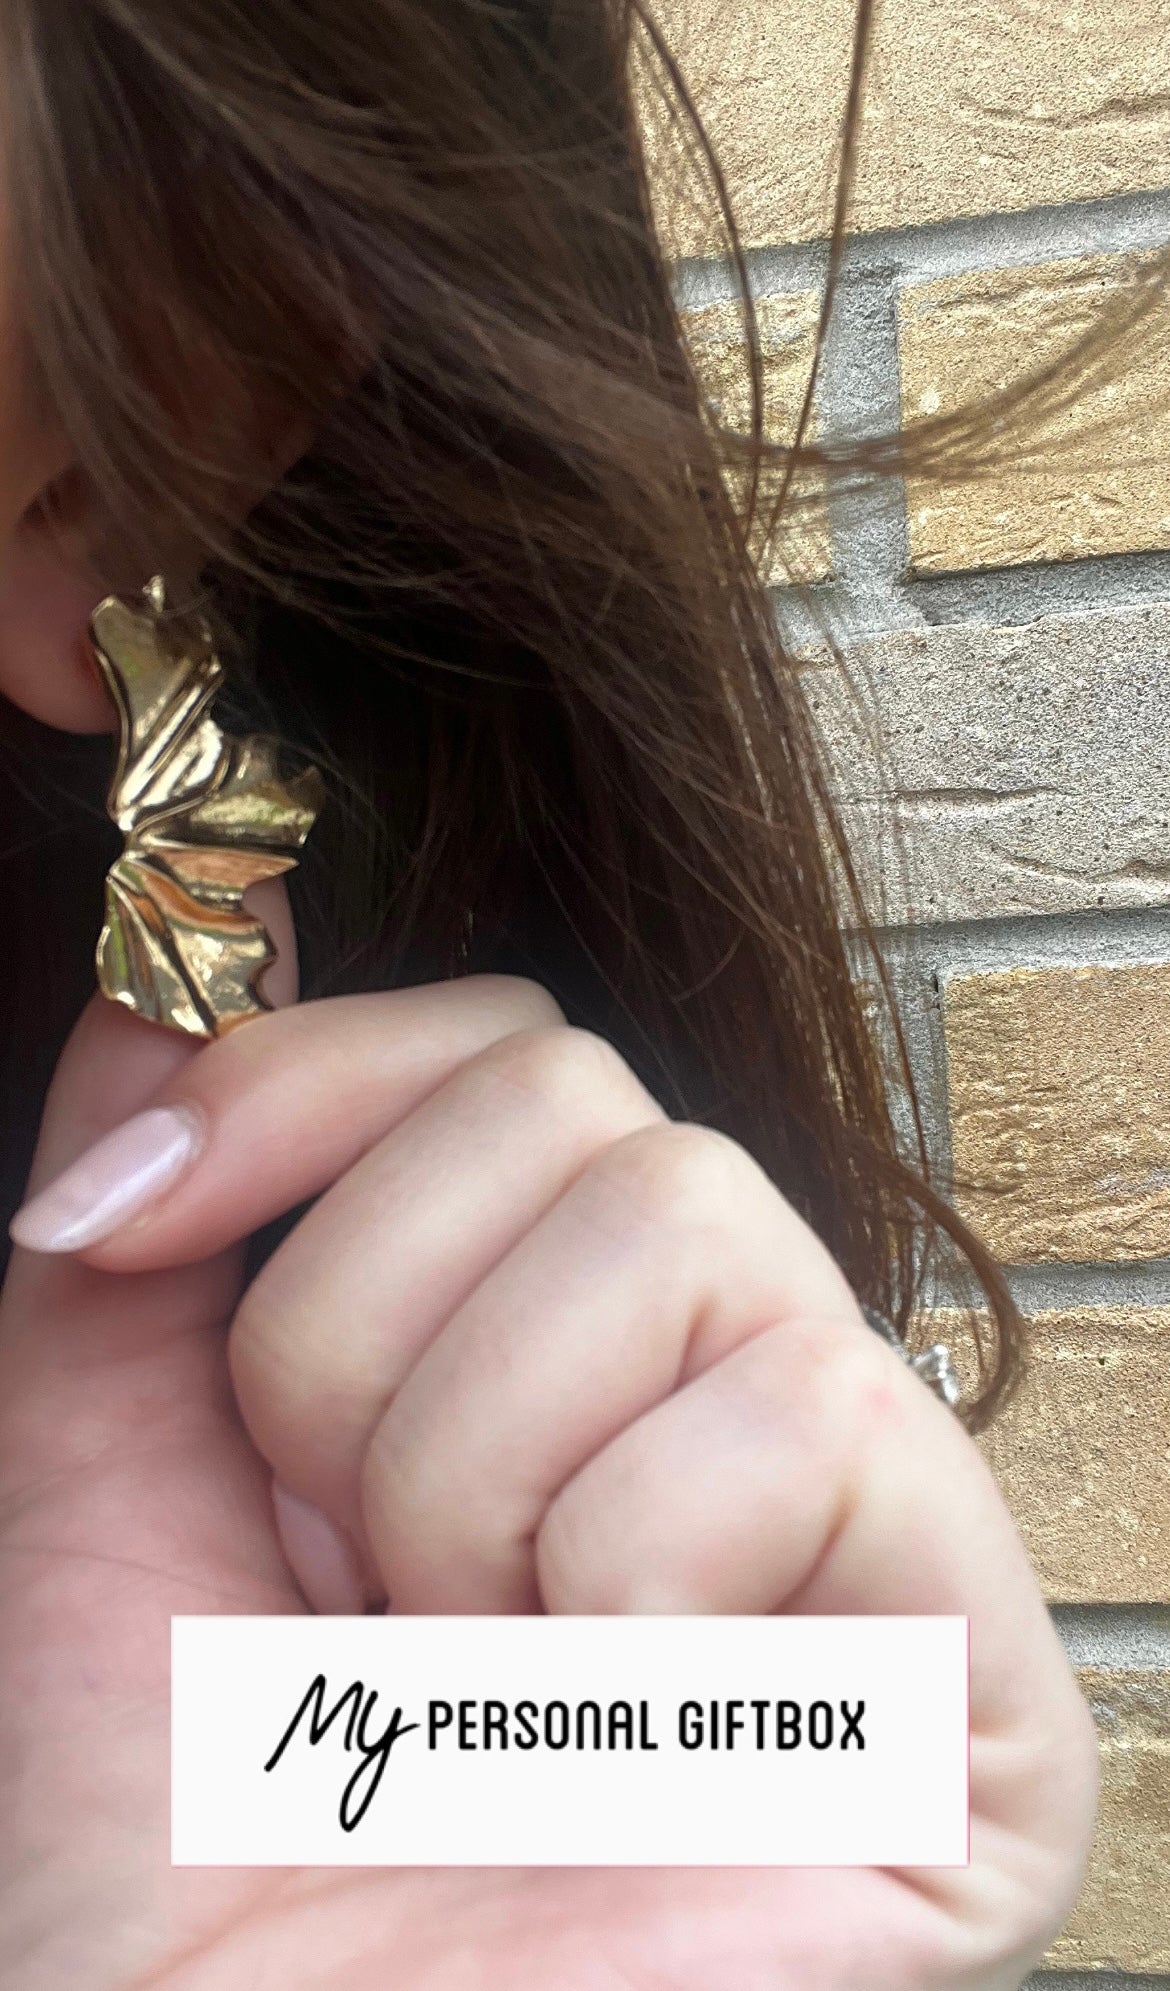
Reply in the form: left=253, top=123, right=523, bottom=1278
left=653, top=0, right=1170, bottom=1979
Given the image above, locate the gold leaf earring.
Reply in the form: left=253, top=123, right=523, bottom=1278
left=87, top=575, right=325, bottom=1039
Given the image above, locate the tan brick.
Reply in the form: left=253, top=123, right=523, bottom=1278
left=956, top=1306, right=1170, bottom=1603
left=943, top=963, right=1170, bottom=1264
left=899, top=252, right=1170, bottom=571
left=646, top=0, right=1170, bottom=255
left=680, top=294, right=831, bottom=583
left=1046, top=1668, right=1170, bottom=1972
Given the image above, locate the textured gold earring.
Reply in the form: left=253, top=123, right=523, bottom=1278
left=87, top=575, right=325, bottom=1040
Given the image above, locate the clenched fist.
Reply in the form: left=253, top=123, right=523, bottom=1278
left=0, top=894, right=1098, bottom=1991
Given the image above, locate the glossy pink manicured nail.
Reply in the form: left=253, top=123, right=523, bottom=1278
left=272, top=1482, right=366, bottom=1615
left=8, top=1104, right=204, bottom=1254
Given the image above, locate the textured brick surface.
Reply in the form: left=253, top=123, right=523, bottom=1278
left=1046, top=1669, right=1170, bottom=1972
left=680, top=293, right=831, bottom=582
left=652, top=6, right=1170, bottom=1969
left=899, top=252, right=1170, bottom=572
left=802, top=605, right=1170, bottom=925
left=943, top=963, right=1170, bottom=1264
left=961, top=1306, right=1170, bottom=1603
left=648, top=0, right=1170, bottom=255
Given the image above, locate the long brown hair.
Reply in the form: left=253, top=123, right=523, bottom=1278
left=0, top=0, right=1101, bottom=1425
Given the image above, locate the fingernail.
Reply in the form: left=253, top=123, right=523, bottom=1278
left=272, top=1482, right=366, bottom=1616
left=8, top=1104, right=204, bottom=1254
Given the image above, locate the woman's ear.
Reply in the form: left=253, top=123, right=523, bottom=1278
left=0, top=254, right=114, bottom=726
left=0, top=390, right=325, bottom=740
left=0, top=497, right=115, bottom=734
left=0, top=252, right=353, bottom=741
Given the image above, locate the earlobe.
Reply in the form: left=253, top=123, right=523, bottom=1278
left=0, top=508, right=118, bottom=732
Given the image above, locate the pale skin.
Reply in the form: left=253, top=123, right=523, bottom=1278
left=0, top=170, right=1098, bottom=1991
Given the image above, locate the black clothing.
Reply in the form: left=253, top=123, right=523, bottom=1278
left=0, top=702, right=714, bottom=1289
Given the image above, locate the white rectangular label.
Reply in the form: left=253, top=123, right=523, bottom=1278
left=171, top=1615, right=969, bottom=1866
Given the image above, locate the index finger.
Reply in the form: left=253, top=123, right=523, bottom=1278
left=12, top=977, right=562, bottom=1268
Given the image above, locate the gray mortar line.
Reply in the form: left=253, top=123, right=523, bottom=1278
left=772, top=266, right=927, bottom=635
left=1051, top=1604, right=1170, bottom=1670
left=814, top=271, right=924, bottom=631
left=777, top=538, right=1170, bottom=639
left=672, top=184, right=1170, bottom=308
left=879, top=905, right=1170, bottom=978
left=926, top=1257, right=1170, bottom=1313
left=904, top=549, right=1170, bottom=626
left=1005, top=1260, right=1170, bottom=1314
left=1027, top=1976, right=1170, bottom=1990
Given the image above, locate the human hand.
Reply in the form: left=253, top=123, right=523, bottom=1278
left=0, top=909, right=1098, bottom=1991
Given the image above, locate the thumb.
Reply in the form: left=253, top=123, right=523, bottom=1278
left=0, top=878, right=302, bottom=1604
left=18, top=875, right=299, bottom=1199
left=0, top=891, right=304, bottom=1965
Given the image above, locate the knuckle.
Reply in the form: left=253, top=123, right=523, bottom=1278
left=227, top=1275, right=317, bottom=1425
left=464, top=973, right=566, bottom=1032
left=590, top=1120, right=753, bottom=1229
left=229, top=1280, right=377, bottom=1519
left=228, top=1272, right=356, bottom=1455
left=534, top=1481, right=616, bottom=1616
left=791, top=1314, right=887, bottom=1421
left=536, top=1463, right=668, bottom=1616
left=225, top=1283, right=304, bottom=1453
left=474, top=1023, right=639, bottom=1110
left=358, top=1393, right=453, bottom=1594
left=226, top=1281, right=279, bottom=1391
left=358, top=1397, right=411, bottom=1529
